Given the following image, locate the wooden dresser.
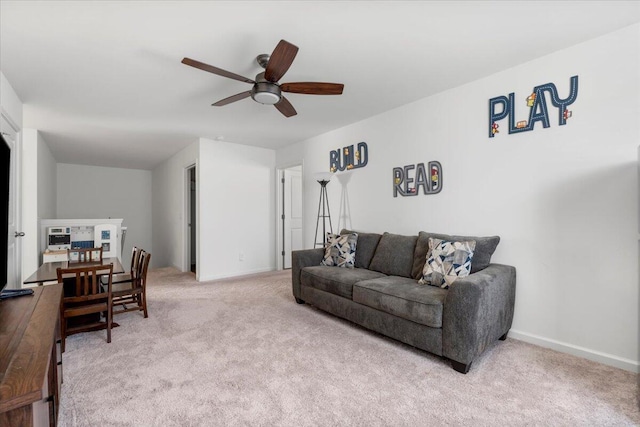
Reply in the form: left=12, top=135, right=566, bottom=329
left=0, top=284, right=63, bottom=427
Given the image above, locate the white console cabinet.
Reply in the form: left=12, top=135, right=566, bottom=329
left=40, top=219, right=124, bottom=264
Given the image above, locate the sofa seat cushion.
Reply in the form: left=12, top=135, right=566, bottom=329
left=353, top=276, right=447, bottom=328
left=301, top=266, right=387, bottom=299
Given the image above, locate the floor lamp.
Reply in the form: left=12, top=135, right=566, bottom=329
left=314, top=175, right=333, bottom=247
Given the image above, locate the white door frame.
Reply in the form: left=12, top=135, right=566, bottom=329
left=1, top=109, right=22, bottom=288
left=276, top=162, right=304, bottom=270
left=184, top=163, right=198, bottom=279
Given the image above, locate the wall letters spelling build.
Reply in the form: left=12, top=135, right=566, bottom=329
left=330, top=142, right=368, bottom=172
left=489, top=75, right=578, bottom=138
left=393, top=161, right=442, bottom=197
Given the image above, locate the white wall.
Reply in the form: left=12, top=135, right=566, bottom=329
left=151, top=140, right=199, bottom=270
left=57, top=163, right=152, bottom=270
left=37, top=132, right=57, bottom=270
left=151, top=138, right=276, bottom=280
left=276, top=24, right=640, bottom=371
left=198, top=138, right=276, bottom=281
left=21, top=129, right=39, bottom=278
left=19, top=128, right=56, bottom=281
left=37, top=135, right=57, bottom=220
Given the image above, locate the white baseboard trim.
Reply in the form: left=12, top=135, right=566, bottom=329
left=197, top=267, right=277, bottom=282
left=509, top=329, right=639, bottom=373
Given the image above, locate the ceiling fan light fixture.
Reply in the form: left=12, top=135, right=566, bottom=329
left=252, top=91, right=281, bottom=105
left=251, top=82, right=282, bottom=105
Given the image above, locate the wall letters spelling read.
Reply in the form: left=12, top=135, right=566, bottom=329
left=489, top=75, right=578, bottom=138
left=393, top=161, right=442, bottom=197
left=330, top=142, right=368, bottom=172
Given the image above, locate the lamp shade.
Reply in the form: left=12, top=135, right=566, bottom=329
left=314, top=172, right=333, bottom=183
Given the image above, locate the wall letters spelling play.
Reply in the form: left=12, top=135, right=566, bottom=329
left=489, top=75, right=578, bottom=137
left=393, top=161, right=442, bottom=197
left=330, top=142, right=368, bottom=172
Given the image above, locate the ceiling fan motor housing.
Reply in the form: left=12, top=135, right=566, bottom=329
left=251, top=72, right=282, bottom=105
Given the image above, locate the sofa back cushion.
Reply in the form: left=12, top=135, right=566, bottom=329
left=368, top=232, right=418, bottom=278
left=340, top=229, right=382, bottom=269
left=412, top=231, right=500, bottom=279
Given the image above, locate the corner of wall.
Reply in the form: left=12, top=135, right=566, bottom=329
left=0, top=71, right=23, bottom=127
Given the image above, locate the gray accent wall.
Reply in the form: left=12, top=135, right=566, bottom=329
left=57, top=163, right=152, bottom=271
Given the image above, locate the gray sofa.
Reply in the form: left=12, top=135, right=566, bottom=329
left=292, top=230, right=516, bottom=373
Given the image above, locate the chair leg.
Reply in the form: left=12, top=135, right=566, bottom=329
left=107, top=303, right=112, bottom=344
left=142, top=292, right=148, bottom=318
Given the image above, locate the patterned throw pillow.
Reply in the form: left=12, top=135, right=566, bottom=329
left=321, top=232, right=358, bottom=268
left=418, top=238, right=476, bottom=289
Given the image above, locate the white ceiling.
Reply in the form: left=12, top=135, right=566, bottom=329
left=1, top=1, right=639, bottom=170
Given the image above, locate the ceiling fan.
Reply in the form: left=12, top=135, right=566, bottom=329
left=181, top=40, right=344, bottom=118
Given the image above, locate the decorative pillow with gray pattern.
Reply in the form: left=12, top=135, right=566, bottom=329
left=419, top=238, right=476, bottom=288
left=321, top=232, right=358, bottom=268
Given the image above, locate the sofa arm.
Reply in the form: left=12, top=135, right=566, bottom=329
left=442, top=263, right=516, bottom=367
left=292, top=248, right=325, bottom=299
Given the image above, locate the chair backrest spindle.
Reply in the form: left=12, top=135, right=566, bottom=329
left=130, top=246, right=142, bottom=280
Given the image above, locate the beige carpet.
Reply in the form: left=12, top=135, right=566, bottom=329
left=58, top=268, right=639, bottom=426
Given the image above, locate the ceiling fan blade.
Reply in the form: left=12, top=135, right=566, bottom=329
left=212, top=91, right=252, bottom=106
left=281, top=82, right=344, bottom=95
left=275, top=96, right=297, bottom=117
left=264, top=40, right=299, bottom=82
left=182, top=58, right=255, bottom=84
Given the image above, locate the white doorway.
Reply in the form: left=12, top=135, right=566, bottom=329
left=186, top=165, right=197, bottom=275
left=279, top=165, right=303, bottom=269
left=1, top=114, right=22, bottom=289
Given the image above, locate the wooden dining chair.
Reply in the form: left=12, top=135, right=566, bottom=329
left=110, top=246, right=142, bottom=285
left=101, top=245, right=141, bottom=304
left=111, top=250, right=151, bottom=318
left=68, top=247, right=103, bottom=263
left=63, top=247, right=105, bottom=297
left=56, top=263, right=114, bottom=352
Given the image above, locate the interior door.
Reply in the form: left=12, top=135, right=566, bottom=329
left=185, top=165, right=196, bottom=275
left=190, top=166, right=196, bottom=273
left=283, top=168, right=303, bottom=269
left=1, top=115, right=21, bottom=289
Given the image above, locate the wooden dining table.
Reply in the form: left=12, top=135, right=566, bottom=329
left=23, top=257, right=125, bottom=286
left=23, top=257, right=127, bottom=332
